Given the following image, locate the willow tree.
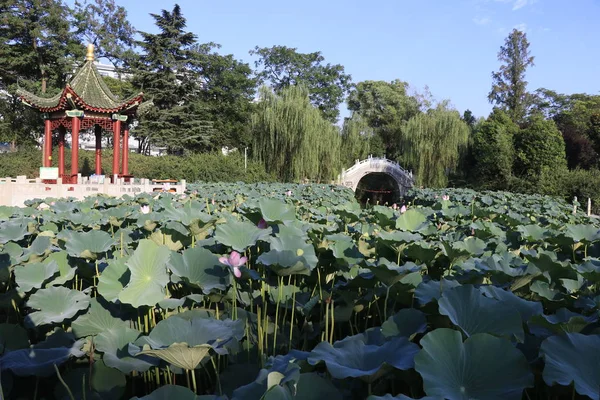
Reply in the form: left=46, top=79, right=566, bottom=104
left=341, top=116, right=372, bottom=167
left=252, top=85, right=342, bottom=182
left=402, top=104, right=470, bottom=187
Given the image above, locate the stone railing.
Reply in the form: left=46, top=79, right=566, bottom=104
left=0, top=175, right=186, bottom=207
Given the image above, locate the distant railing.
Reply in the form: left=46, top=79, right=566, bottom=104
left=342, top=156, right=414, bottom=179
left=0, top=175, right=186, bottom=207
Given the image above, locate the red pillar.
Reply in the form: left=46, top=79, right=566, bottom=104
left=95, top=125, right=102, bottom=175
left=112, top=120, right=121, bottom=178
left=58, top=127, right=65, bottom=178
left=122, top=123, right=129, bottom=176
left=44, top=119, right=52, bottom=167
left=71, top=117, right=80, bottom=179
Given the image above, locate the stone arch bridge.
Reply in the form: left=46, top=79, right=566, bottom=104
left=338, top=157, right=415, bottom=195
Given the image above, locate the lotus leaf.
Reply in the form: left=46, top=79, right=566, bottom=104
left=14, top=260, right=59, bottom=293
left=25, top=286, right=90, bottom=327
left=167, top=246, right=229, bottom=292
left=137, top=342, right=213, bottom=370
left=72, top=298, right=128, bottom=338
left=415, top=279, right=461, bottom=305
left=232, top=354, right=300, bottom=400
left=0, top=335, right=84, bottom=377
left=214, top=219, right=272, bottom=252
left=381, top=309, right=427, bottom=338
left=96, top=326, right=157, bottom=373
left=307, top=333, right=419, bottom=381
left=0, top=220, right=29, bottom=244
left=118, top=239, right=171, bottom=308
left=259, top=198, right=296, bottom=224
left=45, top=250, right=77, bottom=286
left=414, top=328, right=534, bottom=400
left=98, top=257, right=130, bottom=302
left=142, top=315, right=244, bottom=349
left=438, top=285, right=524, bottom=341
left=540, top=333, right=600, bottom=399
left=258, top=233, right=318, bottom=276
left=62, top=229, right=115, bottom=260
left=130, top=385, right=221, bottom=399
left=394, top=209, right=428, bottom=232
left=479, top=285, right=543, bottom=323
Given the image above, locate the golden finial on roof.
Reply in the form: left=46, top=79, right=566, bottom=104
left=85, top=43, right=95, bottom=61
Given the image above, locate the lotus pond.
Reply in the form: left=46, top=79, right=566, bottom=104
left=0, top=183, right=599, bottom=399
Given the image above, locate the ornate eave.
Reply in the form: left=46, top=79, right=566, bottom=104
left=16, top=44, right=143, bottom=115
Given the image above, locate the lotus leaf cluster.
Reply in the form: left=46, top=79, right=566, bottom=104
left=0, top=183, right=597, bottom=398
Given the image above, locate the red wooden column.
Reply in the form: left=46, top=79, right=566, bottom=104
left=58, top=126, right=65, bottom=178
left=112, top=120, right=121, bottom=179
left=122, top=123, right=129, bottom=176
left=95, top=125, right=102, bottom=175
left=44, top=119, right=52, bottom=167
left=71, top=117, right=80, bottom=179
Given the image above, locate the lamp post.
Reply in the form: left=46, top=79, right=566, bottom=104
left=244, top=147, right=248, bottom=171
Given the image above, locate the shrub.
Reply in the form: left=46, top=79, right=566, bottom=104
left=0, top=149, right=275, bottom=183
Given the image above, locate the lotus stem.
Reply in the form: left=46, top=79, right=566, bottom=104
left=289, top=276, right=297, bottom=351
left=82, top=374, right=87, bottom=400
left=211, top=357, right=223, bottom=396
left=329, top=298, right=335, bottom=344
left=273, top=276, right=283, bottom=353
left=54, top=364, right=75, bottom=400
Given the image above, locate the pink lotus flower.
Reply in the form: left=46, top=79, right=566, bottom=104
left=400, top=205, right=407, bottom=213
left=219, top=251, right=247, bottom=278
left=392, top=203, right=397, bottom=210
left=285, top=190, right=292, bottom=196
left=211, top=198, right=215, bottom=205
left=442, top=195, right=450, bottom=201
left=257, top=218, right=268, bottom=229
left=140, top=205, right=150, bottom=214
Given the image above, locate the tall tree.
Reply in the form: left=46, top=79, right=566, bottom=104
left=401, top=102, right=470, bottom=187
left=191, top=47, right=257, bottom=150
left=0, top=0, right=81, bottom=146
left=131, top=4, right=215, bottom=154
left=252, top=85, right=341, bottom=182
left=513, top=115, right=567, bottom=192
left=347, top=80, right=420, bottom=161
left=488, top=29, right=535, bottom=124
left=471, top=110, right=518, bottom=190
left=70, top=0, right=136, bottom=68
left=340, top=116, right=372, bottom=167
left=250, top=45, right=352, bottom=122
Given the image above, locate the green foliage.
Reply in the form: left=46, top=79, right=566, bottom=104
left=70, top=0, right=136, bottom=67
left=513, top=115, right=568, bottom=191
left=347, top=80, right=420, bottom=161
left=402, top=103, right=470, bottom=188
left=0, top=185, right=598, bottom=398
left=340, top=117, right=372, bottom=168
left=250, top=45, right=352, bottom=122
left=131, top=5, right=215, bottom=154
left=471, top=110, right=518, bottom=190
left=251, top=85, right=342, bottom=182
left=489, top=29, right=535, bottom=124
left=0, top=149, right=274, bottom=183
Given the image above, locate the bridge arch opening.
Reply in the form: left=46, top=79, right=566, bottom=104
left=354, top=172, right=402, bottom=206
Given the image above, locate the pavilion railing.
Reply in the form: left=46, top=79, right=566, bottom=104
left=0, top=175, right=186, bottom=207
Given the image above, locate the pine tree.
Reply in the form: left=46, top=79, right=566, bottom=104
left=488, top=29, right=535, bottom=124
left=131, top=4, right=215, bottom=154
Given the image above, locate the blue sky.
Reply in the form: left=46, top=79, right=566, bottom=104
left=112, top=0, right=599, bottom=120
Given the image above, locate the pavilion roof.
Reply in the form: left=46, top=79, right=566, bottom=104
left=17, top=45, right=144, bottom=114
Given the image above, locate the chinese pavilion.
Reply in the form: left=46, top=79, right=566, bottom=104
left=16, top=44, right=144, bottom=183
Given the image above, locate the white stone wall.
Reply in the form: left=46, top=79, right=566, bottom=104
left=340, top=158, right=414, bottom=195
left=0, top=176, right=186, bottom=207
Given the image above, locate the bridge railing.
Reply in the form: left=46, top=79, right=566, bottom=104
left=342, top=157, right=413, bottom=179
